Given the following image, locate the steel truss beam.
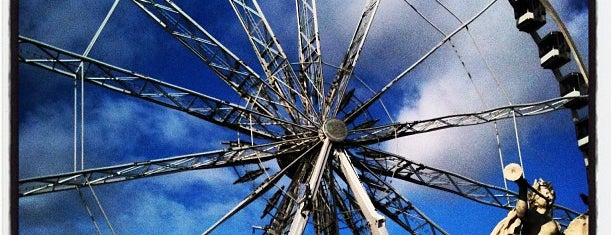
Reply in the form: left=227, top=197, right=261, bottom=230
left=18, top=36, right=316, bottom=140
left=229, top=0, right=317, bottom=125
left=288, top=139, right=332, bottom=234
left=330, top=157, right=441, bottom=235
left=351, top=147, right=580, bottom=228
left=19, top=138, right=315, bottom=197
left=202, top=140, right=321, bottom=234
left=349, top=95, right=586, bottom=145
left=324, top=0, right=380, bottom=118
left=131, top=0, right=306, bottom=131
left=296, top=0, right=324, bottom=112
left=265, top=153, right=315, bottom=234
left=354, top=159, right=448, bottom=235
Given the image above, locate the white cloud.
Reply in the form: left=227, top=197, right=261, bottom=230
left=17, top=1, right=589, bottom=234
left=378, top=0, right=587, bottom=180
left=382, top=70, right=501, bottom=176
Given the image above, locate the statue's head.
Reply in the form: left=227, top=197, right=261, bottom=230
left=528, top=178, right=555, bottom=210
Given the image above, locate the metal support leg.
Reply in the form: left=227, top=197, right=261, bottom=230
left=337, top=149, right=389, bottom=235
left=288, top=139, right=332, bottom=235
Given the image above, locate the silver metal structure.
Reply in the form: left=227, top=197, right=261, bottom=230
left=18, top=0, right=589, bottom=234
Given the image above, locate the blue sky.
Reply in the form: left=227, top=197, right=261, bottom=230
left=17, top=0, right=590, bottom=234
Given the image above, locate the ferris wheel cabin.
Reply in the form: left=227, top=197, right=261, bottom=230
left=560, top=72, right=588, bottom=109
left=509, top=0, right=546, bottom=32
left=537, top=31, right=571, bottom=69
left=575, top=117, right=588, bottom=156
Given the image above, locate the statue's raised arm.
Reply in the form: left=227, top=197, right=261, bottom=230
left=491, top=164, right=562, bottom=235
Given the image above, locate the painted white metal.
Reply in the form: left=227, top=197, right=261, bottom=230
left=337, top=149, right=389, bottom=235
left=517, top=11, right=545, bottom=27
left=540, top=48, right=560, bottom=65
left=287, top=139, right=332, bottom=235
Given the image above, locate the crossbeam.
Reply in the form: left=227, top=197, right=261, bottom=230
left=324, top=0, right=380, bottom=117
left=296, top=0, right=324, bottom=113
left=349, top=96, right=585, bottom=145
left=355, top=159, right=449, bottom=235
left=230, top=0, right=317, bottom=125
left=351, top=147, right=580, bottom=228
left=19, top=138, right=314, bottom=196
left=131, top=0, right=307, bottom=130
left=18, top=36, right=317, bottom=140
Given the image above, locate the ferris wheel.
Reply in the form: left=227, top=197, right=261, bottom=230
left=17, top=0, right=590, bottom=234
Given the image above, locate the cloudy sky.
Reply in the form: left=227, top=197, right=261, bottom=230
left=17, top=0, right=590, bottom=234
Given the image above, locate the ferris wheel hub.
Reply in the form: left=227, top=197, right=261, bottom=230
left=323, top=118, right=348, bottom=142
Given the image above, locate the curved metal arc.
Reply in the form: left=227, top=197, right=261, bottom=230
left=19, top=138, right=316, bottom=197
left=348, top=95, right=585, bottom=145
left=18, top=36, right=317, bottom=140
left=342, top=0, right=499, bottom=123
left=538, top=0, right=588, bottom=84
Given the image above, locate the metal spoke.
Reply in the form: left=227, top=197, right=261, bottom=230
left=351, top=146, right=581, bottom=227
left=19, top=138, right=315, bottom=196
left=311, top=173, right=339, bottom=234
left=202, top=140, right=320, bottom=235
left=229, top=0, right=317, bottom=126
left=265, top=155, right=315, bottom=234
left=349, top=96, right=585, bottom=145
left=330, top=175, right=371, bottom=234
left=296, top=0, right=324, bottom=113
left=324, top=0, right=380, bottom=118
left=354, top=158, right=448, bottom=235
left=131, top=0, right=303, bottom=128
left=18, top=36, right=317, bottom=140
